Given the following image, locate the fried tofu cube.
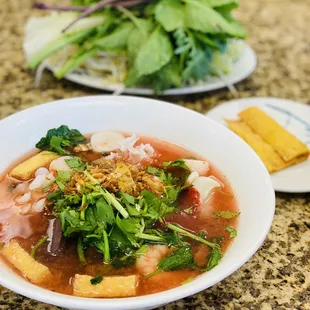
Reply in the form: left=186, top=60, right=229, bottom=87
left=10, top=151, right=59, bottom=180
left=1, top=240, right=51, bottom=283
left=73, top=274, right=138, bottom=298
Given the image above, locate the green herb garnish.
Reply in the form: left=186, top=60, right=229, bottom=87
left=146, top=246, right=196, bottom=278
left=90, top=275, right=104, bottom=285
left=225, top=225, right=237, bottom=238
left=31, top=236, right=48, bottom=258
left=36, top=125, right=87, bottom=155
left=65, top=157, right=86, bottom=171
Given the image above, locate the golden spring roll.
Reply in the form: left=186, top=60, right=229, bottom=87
left=239, top=107, right=309, bottom=162
left=226, top=120, right=307, bottom=173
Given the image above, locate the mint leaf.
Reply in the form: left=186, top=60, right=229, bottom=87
left=205, top=245, right=222, bottom=271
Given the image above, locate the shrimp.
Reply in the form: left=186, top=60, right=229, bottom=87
left=136, top=245, right=169, bottom=276
left=49, top=156, right=72, bottom=173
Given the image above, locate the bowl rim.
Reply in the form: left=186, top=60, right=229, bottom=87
left=0, top=95, right=275, bottom=309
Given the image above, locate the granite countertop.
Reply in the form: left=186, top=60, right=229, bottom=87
left=1, top=0, right=310, bottom=309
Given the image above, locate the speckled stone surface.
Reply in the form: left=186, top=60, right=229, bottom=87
left=1, top=0, right=310, bottom=309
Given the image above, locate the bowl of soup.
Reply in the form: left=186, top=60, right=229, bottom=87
left=0, top=96, right=275, bottom=310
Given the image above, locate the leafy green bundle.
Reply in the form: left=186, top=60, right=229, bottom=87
left=28, top=0, right=247, bottom=92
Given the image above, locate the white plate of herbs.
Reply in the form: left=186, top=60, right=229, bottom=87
left=24, top=0, right=257, bottom=95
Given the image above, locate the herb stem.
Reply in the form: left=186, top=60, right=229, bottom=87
left=62, top=0, right=118, bottom=33
left=84, top=170, right=100, bottom=185
left=84, top=171, right=129, bottom=219
left=135, top=233, right=165, bottom=242
left=77, top=236, right=86, bottom=264
left=31, top=236, right=48, bottom=258
left=103, top=230, right=111, bottom=263
left=145, top=268, right=162, bottom=278
left=102, top=189, right=129, bottom=219
left=167, top=223, right=217, bottom=249
left=28, top=28, right=95, bottom=69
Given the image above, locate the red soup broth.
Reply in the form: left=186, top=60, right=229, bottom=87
left=0, top=135, right=238, bottom=296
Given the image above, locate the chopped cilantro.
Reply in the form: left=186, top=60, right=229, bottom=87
left=183, top=206, right=193, bottom=215
left=225, top=225, right=237, bottom=238
left=90, top=275, right=104, bottom=285
left=65, top=157, right=86, bottom=171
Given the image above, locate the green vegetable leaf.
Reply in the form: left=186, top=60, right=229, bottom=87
left=55, top=170, right=72, bottom=191
left=155, top=0, right=185, bottom=32
left=135, top=26, right=173, bottom=77
left=183, top=46, right=213, bottom=81
left=158, top=246, right=195, bottom=270
left=112, top=245, right=148, bottom=268
left=127, top=19, right=154, bottom=61
left=134, top=57, right=182, bottom=93
left=146, top=246, right=195, bottom=277
left=65, top=157, right=86, bottom=171
left=55, top=47, right=99, bottom=79
left=90, top=275, right=103, bottom=285
left=36, top=125, right=87, bottom=155
left=205, top=245, right=222, bottom=271
left=109, top=226, right=134, bottom=258
left=225, top=225, right=237, bottom=238
left=28, top=28, right=96, bottom=69
left=163, top=231, right=185, bottom=247
left=94, top=21, right=135, bottom=51
left=163, top=159, right=190, bottom=170
left=115, top=215, right=141, bottom=247
left=184, top=0, right=247, bottom=38
left=95, top=197, right=115, bottom=226
left=213, top=211, right=240, bottom=219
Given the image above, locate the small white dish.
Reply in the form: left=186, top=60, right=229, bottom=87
left=47, top=44, right=256, bottom=95
left=0, top=96, right=274, bottom=310
left=206, top=97, right=310, bottom=193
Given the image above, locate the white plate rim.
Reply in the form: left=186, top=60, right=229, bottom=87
left=46, top=44, right=257, bottom=95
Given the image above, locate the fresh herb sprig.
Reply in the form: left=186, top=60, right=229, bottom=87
left=29, top=0, right=247, bottom=92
